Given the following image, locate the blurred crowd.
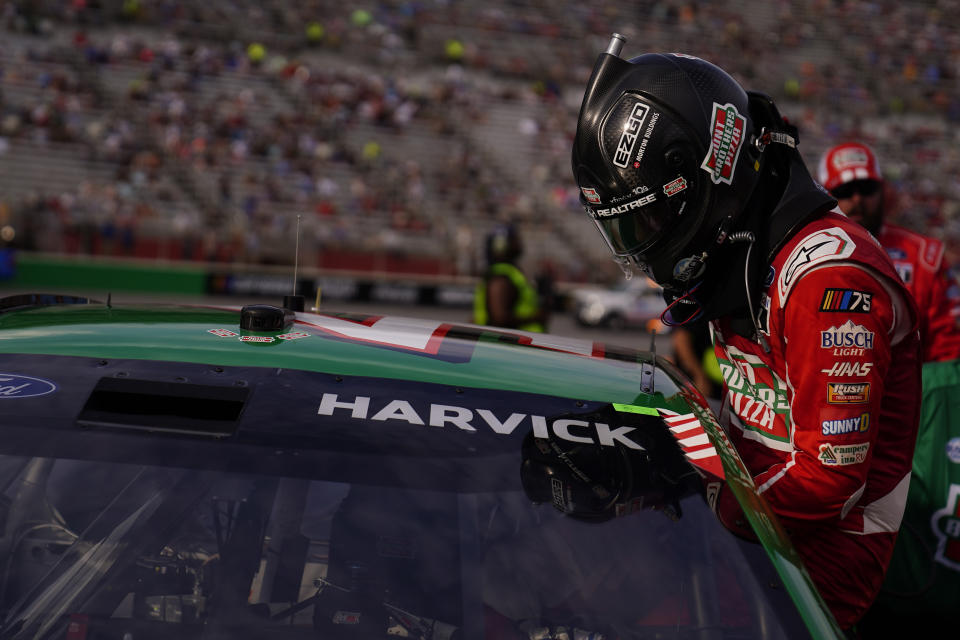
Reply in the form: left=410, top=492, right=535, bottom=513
left=2, top=0, right=960, bottom=281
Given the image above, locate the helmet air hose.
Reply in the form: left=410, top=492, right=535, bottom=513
left=727, top=231, right=771, bottom=353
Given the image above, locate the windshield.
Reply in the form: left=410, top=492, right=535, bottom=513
left=0, top=453, right=807, bottom=639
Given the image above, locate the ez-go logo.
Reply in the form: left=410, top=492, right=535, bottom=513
left=613, top=102, right=650, bottom=168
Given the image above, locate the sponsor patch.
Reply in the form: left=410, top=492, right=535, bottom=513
left=821, top=320, right=874, bottom=349
left=609, top=184, right=651, bottom=203
left=701, top=102, right=745, bottom=185
left=821, top=412, right=870, bottom=435
left=633, top=111, right=660, bottom=166
left=931, top=484, right=960, bottom=570
left=947, top=437, right=960, bottom=464
left=0, top=373, right=57, bottom=398
left=778, top=228, right=856, bottom=304
left=592, top=192, right=657, bottom=218
left=820, top=361, right=873, bottom=377
left=757, top=294, right=771, bottom=336
left=764, top=266, right=776, bottom=288
left=819, top=442, right=870, bottom=466
left=894, top=261, right=914, bottom=285
left=551, top=477, right=566, bottom=512
left=885, top=247, right=907, bottom=260
left=332, top=611, right=362, bottom=625
left=673, top=253, right=707, bottom=282
left=828, top=382, right=870, bottom=404
left=208, top=328, right=239, bottom=337
left=581, top=187, right=601, bottom=204
left=820, top=289, right=872, bottom=312
left=924, top=240, right=943, bottom=268
left=239, top=335, right=275, bottom=343
left=663, top=176, right=688, bottom=197
left=613, top=102, right=650, bottom=168
left=278, top=331, right=310, bottom=340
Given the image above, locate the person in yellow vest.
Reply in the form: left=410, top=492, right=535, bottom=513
left=473, top=224, right=548, bottom=332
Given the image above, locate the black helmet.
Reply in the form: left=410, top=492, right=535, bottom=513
left=571, top=36, right=768, bottom=295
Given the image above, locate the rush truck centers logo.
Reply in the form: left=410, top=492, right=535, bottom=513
left=701, top=102, right=745, bottom=185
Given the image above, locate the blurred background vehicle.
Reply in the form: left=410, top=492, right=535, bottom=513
left=570, top=277, right=669, bottom=333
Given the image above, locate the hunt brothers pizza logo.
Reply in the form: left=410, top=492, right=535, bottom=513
left=701, top=102, right=745, bottom=185
left=932, top=484, right=960, bottom=571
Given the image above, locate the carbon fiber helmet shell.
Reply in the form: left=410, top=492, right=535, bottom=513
left=572, top=52, right=765, bottom=290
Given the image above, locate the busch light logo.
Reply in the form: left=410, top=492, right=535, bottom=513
left=821, top=320, right=875, bottom=350
left=0, top=374, right=57, bottom=398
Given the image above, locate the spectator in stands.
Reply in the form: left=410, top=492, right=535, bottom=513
left=818, top=141, right=960, bottom=362
left=472, top=223, right=547, bottom=332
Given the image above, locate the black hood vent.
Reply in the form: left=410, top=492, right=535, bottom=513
left=78, top=377, right=249, bottom=438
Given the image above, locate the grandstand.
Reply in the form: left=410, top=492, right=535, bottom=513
left=2, top=0, right=959, bottom=285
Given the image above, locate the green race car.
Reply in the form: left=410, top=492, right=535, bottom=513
left=0, top=293, right=843, bottom=639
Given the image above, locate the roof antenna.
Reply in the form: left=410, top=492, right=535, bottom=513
left=640, top=328, right=657, bottom=394
left=283, top=215, right=305, bottom=312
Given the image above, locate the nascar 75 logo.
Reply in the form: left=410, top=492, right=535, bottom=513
left=820, top=288, right=872, bottom=312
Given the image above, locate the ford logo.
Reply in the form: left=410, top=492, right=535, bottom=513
left=0, top=374, right=57, bottom=398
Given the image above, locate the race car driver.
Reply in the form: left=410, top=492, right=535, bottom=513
left=570, top=35, right=922, bottom=630
left=818, top=141, right=960, bottom=362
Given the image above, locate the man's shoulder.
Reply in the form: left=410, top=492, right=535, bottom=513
left=878, top=223, right=944, bottom=271
left=772, top=211, right=891, bottom=306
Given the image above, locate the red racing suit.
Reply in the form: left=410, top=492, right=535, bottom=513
left=877, top=222, right=960, bottom=362
left=711, top=211, right=922, bottom=628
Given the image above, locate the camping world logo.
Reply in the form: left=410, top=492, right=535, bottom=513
left=701, top=102, right=745, bottom=185
left=932, top=484, right=960, bottom=571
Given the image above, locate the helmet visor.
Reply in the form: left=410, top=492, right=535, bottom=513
left=587, top=185, right=686, bottom=257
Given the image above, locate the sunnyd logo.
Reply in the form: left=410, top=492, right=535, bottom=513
left=700, top=102, right=745, bottom=185
left=931, top=484, right=960, bottom=571
left=0, top=374, right=57, bottom=398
